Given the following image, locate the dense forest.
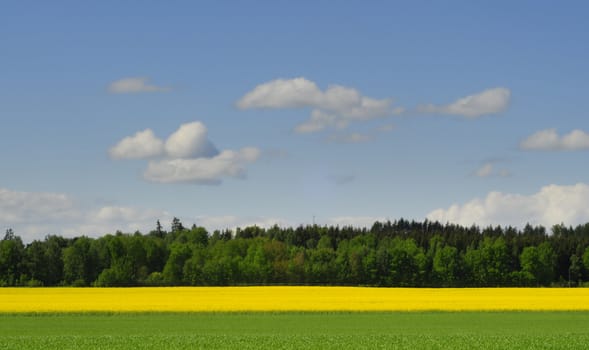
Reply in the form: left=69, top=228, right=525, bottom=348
left=2, top=218, right=589, bottom=287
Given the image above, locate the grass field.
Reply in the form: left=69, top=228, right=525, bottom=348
left=1, top=312, right=589, bottom=349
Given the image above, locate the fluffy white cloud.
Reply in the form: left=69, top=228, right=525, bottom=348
left=418, top=87, right=511, bottom=118
left=144, top=147, right=261, bottom=184
left=109, top=129, right=165, bottom=159
left=110, top=122, right=218, bottom=160
left=107, top=77, right=171, bottom=94
left=111, top=121, right=258, bottom=185
left=520, top=129, right=589, bottom=151
left=427, top=183, right=589, bottom=228
left=237, top=77, right=322, bottom=109
left=0, top=187, right=172, bottom=242
left=164, top=121, right=218, bottom=158
left=238, top=77, right=395, bottom=133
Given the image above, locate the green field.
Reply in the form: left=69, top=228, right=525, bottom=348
left=1, top=312, right=588, bottom=349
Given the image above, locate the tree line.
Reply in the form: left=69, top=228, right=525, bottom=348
left=2, top=218, right=589, bottom=287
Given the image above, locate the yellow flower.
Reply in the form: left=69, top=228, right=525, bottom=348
left=1, top=287, right=588, bottom=313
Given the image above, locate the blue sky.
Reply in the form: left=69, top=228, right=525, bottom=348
left=2, top=1, right=589, bottom=241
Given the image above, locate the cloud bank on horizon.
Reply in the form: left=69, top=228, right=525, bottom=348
left=427, top=183, right=589, bottom=229
left=0, top=187, right=172, bottom=242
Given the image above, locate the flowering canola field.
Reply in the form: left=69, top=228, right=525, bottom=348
left=1, top=287, right=588, bottom=313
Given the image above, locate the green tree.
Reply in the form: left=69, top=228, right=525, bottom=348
left=582, top=246, right=589, bottom=280
left=433, top=245, right=460, bottom=287
left=143, top=235, right=168, bottom=274
left=171, top=217, right=185, bottom=233
left=95, top=234, right=148, bottom=286
left=0, top=229, right=25, bottom=285
left=520, top=242, right=556, bottom=286
left=183, top=246, right=207, bottom=285
left=23, top=240, right=48, bottom=285
left=62, top=237, right=99, bottom=286
left=464, top=237, right=510, bottom=286
left=306, top=248, right=337, bottom=284
left=162, top=242, right=192, bottom=284
left=569, top=254, right=582, bottom=286
left=43, top=235, right=67, bottom=285
left=388, top=238, right=426, bottom=286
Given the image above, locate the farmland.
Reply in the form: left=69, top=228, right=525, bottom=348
left=1, top=287, right=589, bottom=349
left=1, top=312, right=589, bottom=349
left=2, top=287, right=589, bottom=312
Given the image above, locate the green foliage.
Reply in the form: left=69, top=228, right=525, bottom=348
left=464, top=237, right=510, bottom=286
left=583, top=246, right=589, bottom=278
left=520, top=242, right=556, bottom=286
left=62, top=237, right=100, bottom=286
left=569, top=254, right=582, bottom=285
left=4, top=218, right=589, bottom=286
left=162, top=243, right=192, bottom=284
left=433, top=245, right=460, bottom=286
left=0, top=229, right=25, bottom=285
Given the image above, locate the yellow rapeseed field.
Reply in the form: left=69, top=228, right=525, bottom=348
left=1, top=287, right=588, bottom=313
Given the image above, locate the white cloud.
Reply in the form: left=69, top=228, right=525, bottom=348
left=0, top=188, right=77, bottom=224
left=326, top=216, right=386, bottom=228
left=198, top=215, right=388, bottom=231
left=111, top=121, right=259, bottom=185
left=109, top=129, right=165, bottom=159
left=476, top=163, right=494, bottom=177
left=520, top=129, right=589, bottom=151
left=110, top=122, right=218, bottom=160
left=69, top=206, right=172, bottom=238
left=164, top=121, right=218, bottom=158
left=294, top=110, right=340, bottom=134
left=0, top=187, right=171, bottom=242
left=237, top=77, right=322, bottom=109
left=427, top=183, right=589, bottom=228
left=195, top=215, right=385, bottom=231
left=195, top=215, right=287, bottom=232
left=107, top=77, right=171, bottom=94
left=418, top=87, right=511, bottom=118
left=238, top=77, right=395, bottom=133
left=144, top=147, right=261, bottom=184
left=474, top=162, right=510, bottom=178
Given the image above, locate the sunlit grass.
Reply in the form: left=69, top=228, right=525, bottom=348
left=1, top=287, right=589, bottom=313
